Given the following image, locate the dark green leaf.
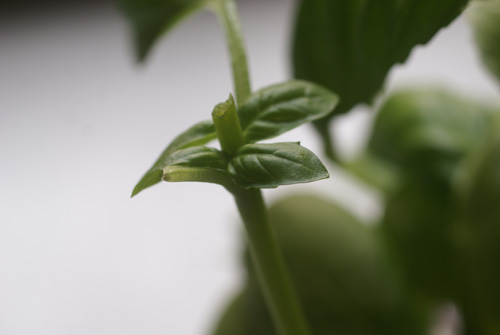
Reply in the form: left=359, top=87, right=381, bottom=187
left=292, top=0, right=469, bottom=117
left=238, top=80, right=339, bottom=143
left=381, top=178, right=458, bottom=300
left=131, top=121, right=216, bottom=197
left=468, top=0, right=500, bottom=87
left=120, top=0, right=208, bottom=61
left=369, top=90, right=497, bottom=300
left=228, top=142, right=329, bottom=189
left=367, top=89, right=494, bottom=181
left=457, top=115, right=500, bottom=332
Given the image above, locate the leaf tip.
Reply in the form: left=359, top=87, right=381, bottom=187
left=130, top=185, right=142, bottom=198
left=130, top=169, right=163, bottom=198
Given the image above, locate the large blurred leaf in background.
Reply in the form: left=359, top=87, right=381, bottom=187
left=456, top=115, right=500, bottom=334
left=468, top=0, right=500, bottom=88
left=292, top=0, right=469, bottom=141
left=381, top=178, right=458, bottom=301
left=214, top=195, right=429, bottom=335
left=367, top=89, right=494, bottom=182
left=367, top=89, right=495, bottom=301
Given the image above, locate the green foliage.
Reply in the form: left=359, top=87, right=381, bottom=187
left=239, top=81, right=338, bottom=143
left=228, top=143, right=329, bottom=189
left=292, top=0, right=469, bottom=145
left=367, top=89, right=493, bottom=181
left=120, top=0, right=208, bottom=61
left=131, top=120, right=216, bottom=197
left=160, top=146, right=226, bottom=169
left=456, top=115, right=500, bottom=333
left=122, top=0, right=500, bottom=333
left=366, top=89, right=495, bottom=300
left=468, top=0, right=500, bottom=87
left=381, top=178, right=457, bottom=300
left=214, top=195, right=430, bottom=335
left=133, top=81, right=335, bottom=196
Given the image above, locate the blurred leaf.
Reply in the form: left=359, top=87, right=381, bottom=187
left=292, top=0, right=469, bottom=118
left=381, top=178, right=458, bottom=300
left=213, top=284, right=274, bottom=335
left=213, top=195, right=430, bottom=335
left=238, top=81, right=338, bottom=143
left=456, top=115, right=500, bottom=333
left=346, top=152, right=402, bottom=195
left=468, top=0, right=500, bottom=87
left=120, top=0, right=208, bottom=61
left=367, top=89, right=494, bottom=181
left=371, top=89, right=498, bottom=301
left=228, top=143, right=329, bottom=189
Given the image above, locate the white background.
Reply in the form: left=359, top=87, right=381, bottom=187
left=1, top=0, right=498, bottom=334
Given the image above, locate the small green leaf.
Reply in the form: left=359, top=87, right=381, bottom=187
left=238, top=80, right=339, bottom=143
left=292, top=0, right=469, bottom=117
left=164, top=120, right=216, bottom=153
left=228, top=142, right=329, bottom=189
left=120, top=0, right=208, bottom=61
left=131, top=121, right=216, bottom=197
left=468, top=0, right=500, bottom=87
left=160, top=146, right=233, bottom=187
left=160, top=145, right=227, bottom=169
left=132, top=146, right=227, bottom=196
left=131, top=169, right=164, bottom=198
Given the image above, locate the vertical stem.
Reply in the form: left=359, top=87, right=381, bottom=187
left=211, top=91, right=310, bottom=335
left=234, top=188, right=310, bottom=335
left=213, top=0, right=252, bottom=106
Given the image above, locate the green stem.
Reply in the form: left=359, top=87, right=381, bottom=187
left=211, top=93, right=310, bottom=335
left=211, top=94, right=245, bottom=155
left=210, top=1, right=309, bottom=332
left=234, top=188, right=311, bottom=335
left=212, top=0, right=252, bottom=106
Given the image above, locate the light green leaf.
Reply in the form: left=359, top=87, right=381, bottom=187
left=131, top=121, right=216, bottom=197
left=292, top=0, right=469, bottom=117
left=120, top=0, right=208, bottom=61
left=238, top=80, right=339, bottom=143
left=228, top=142, right=329, bottom=189
left=468, top=0, right=500, bottom=87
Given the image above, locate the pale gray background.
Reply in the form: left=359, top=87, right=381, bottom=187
left=1, top=0, right=498, bottom=334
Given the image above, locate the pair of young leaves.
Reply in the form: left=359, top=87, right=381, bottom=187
left=131, top=80, right=338, bottom=197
